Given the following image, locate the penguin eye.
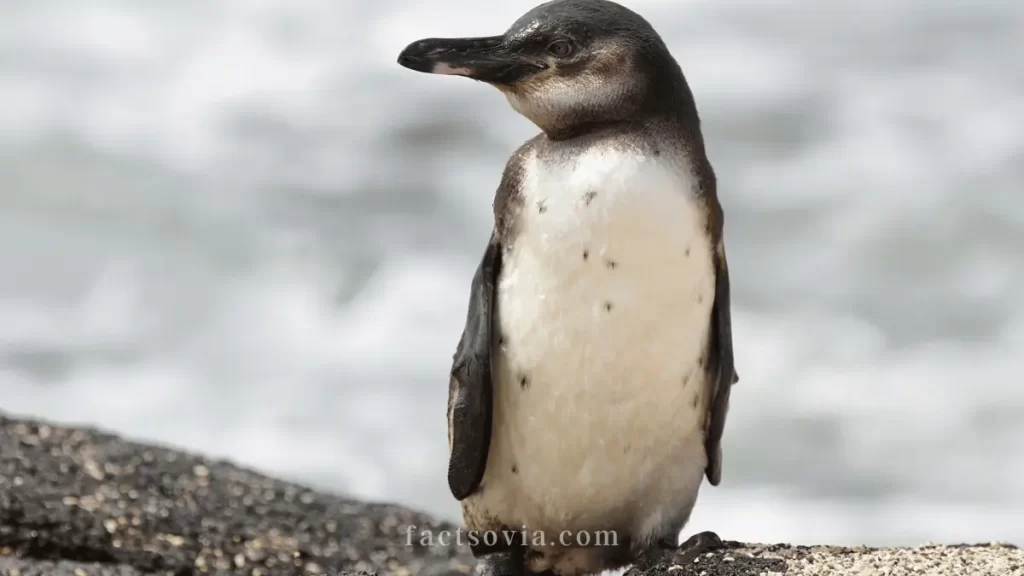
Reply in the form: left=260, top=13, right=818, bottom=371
left=546, top=39, right=574, bottom=58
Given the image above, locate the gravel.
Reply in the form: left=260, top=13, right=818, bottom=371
left=626, top=542, right=1023, bottom=576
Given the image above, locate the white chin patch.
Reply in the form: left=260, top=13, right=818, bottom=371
left=432, top=63, right=474, bottom=76
left=503, top=91, right=523, bottom=113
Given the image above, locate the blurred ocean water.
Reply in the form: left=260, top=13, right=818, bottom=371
left=1, top=0, right=1022, bottom=546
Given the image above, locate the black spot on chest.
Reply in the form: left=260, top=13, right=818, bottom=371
left=583, top=191, right=597, bottom=205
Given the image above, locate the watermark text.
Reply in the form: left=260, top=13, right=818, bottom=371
left=405, top=525, right=620, bottom=548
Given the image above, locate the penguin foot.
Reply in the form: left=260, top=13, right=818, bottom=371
left=672, top=531, right=723, bottom=565
left=474, top=550, right=526, bottom=576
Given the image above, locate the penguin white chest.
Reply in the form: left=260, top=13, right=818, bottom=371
left=482, top=146, right=717, bottom=547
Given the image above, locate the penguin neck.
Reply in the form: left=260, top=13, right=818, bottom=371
left=536, top=68, right=703, bottom=144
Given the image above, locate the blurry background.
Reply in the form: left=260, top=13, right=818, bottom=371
left=1, top=0, right=1022, bottom=547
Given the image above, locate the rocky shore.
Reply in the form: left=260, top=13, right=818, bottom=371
left=0, top=413, right=1020, bottom=576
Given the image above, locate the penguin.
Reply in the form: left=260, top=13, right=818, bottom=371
left=398, top=1, right=739, bottom=575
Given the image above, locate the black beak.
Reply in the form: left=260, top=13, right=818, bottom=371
left=397, top=36, right=545, bottom=84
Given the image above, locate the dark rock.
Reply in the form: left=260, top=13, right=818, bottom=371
left=626, top=542, right=786, bottom=576
left=3, top=413, right=1020, bottom=576
left=0, top=556, right=150, bottom=575
left=0, top=413, right=472, bottom=576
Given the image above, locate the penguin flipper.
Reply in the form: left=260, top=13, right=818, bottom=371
left=447, top=234, right=501, bottom=501
left=703, top=241, right=736, bottom=487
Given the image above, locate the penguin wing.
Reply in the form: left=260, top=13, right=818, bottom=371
left=703, top=204, right=737, bottom=487
left=446, top=234, right=501, bottom=500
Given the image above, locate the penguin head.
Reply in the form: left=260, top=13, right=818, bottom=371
left=398, top=0, right=685, bottom=138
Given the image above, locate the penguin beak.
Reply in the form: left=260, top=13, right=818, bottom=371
left=397, top=36, right=546, bottom=85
